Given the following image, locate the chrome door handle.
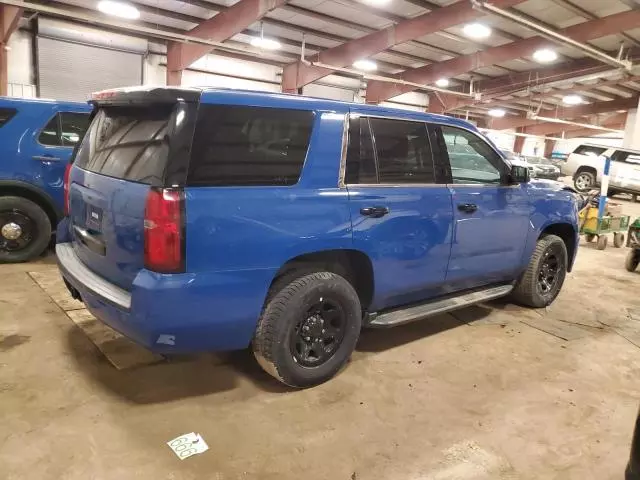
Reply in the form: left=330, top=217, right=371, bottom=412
left=32, top=155, right=62, bottom=162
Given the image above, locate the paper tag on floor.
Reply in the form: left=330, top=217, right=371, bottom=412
left=167, top=432, right=209, bottom=460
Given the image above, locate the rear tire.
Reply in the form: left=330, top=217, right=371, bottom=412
left=253, top=271, right=361, bottom=388
left=614, top=233, right=625, bottom=248
left=574, top=170, right=596, bottom=192
left=626, top=251, right=639, bottom=272
left=512, top=234, right=567, bottom=308
left=0, top=196, right=52, bottom=263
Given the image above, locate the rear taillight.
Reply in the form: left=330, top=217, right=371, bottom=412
left=144, top=188, right=185, bottom=273
left=63, top=163, right=72, bottom=216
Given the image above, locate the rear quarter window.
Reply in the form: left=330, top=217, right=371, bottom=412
left=0, top=108, right=17, bottom=128
left=188, top=105, right=314, bottom=186
left=573, top=145, right=606, bottom=157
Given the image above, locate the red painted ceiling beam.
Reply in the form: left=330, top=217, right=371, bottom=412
left=1, top=4, right=21, bottom=43
left=281, top=0, right=527, bottom=93
left=167, top=0, right=286, bottom=85
left=490, top=96, right=638, bottom=130
left=366, top=9, right=640, bottom=104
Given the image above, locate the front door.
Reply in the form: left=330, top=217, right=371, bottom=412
left=345, top=112, right=454, bottom=311
left=431, top=124, right=530, bottom=290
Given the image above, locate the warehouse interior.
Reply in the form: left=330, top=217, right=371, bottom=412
left=1, top=0, right=640, bottom=478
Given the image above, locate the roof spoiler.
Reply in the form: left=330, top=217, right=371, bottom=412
left=90, top=87, right=201, bottom=106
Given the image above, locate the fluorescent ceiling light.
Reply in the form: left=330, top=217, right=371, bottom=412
left=488, top=108, right=506, bottom=118
left=97, top=0, right=140, bottom=20
left=250, top=37, right=281, bottom=50
left=353, top=59, right=378, bottom=72
left=435, top=78, right=450, bottom=87
left=533, top=48, right=558, bottom=63
left=463, top=23, right=492, bottom=39
left=563, top=94, right=583, bottom=105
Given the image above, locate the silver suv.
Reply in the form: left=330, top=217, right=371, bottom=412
left=563, top=144, right=640, bottom=198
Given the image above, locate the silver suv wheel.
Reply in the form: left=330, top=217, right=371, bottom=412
left=574, top=172, right=594, bottom=192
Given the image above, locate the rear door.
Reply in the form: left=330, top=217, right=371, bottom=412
left=346, top=113, right=454, bottom=311
left=432, top=124, right=530, bottom=290
left=69, top=98, right=196, bottom=290
left=20, top=108, right=90, bottom=208
left=610, top=150, right=640, bottom=193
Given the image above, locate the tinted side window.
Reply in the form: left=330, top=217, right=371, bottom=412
left=440, top=125, right=502, bottom=184
left=39, top=114, right=60, bottom=146
left=369, top=118, right=434, bottom=184
left=574, top=145, right=606, bottom=157
left=60, top=112, right=90, bottom=147
left=0, top=108, right=17, bottom=128
left=345, top=116, right=377, bottom=184
left=189, top=105, right=314, bottom=186
left=611, top=150, right=640, bottom=164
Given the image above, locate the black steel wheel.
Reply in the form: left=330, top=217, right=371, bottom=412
left=253, top=271, right=361, bottom=388
left=536, top=244, right=564, bottom=297
left=290, top=298, right=347, bottom=367
left=512, top=234, right=568, bottom=308
left=0, top=196, right=51, bottom=263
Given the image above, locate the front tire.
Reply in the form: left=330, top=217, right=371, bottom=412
left=253, top=272, right=362, bottom=388
left=512, top=234, right=568, bottom=308
left=0, top=196, right=52, bottom=263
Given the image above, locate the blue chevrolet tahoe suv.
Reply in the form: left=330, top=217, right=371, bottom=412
left=56, top=87, right=579, bottom=387
left=0, top=97, right=91, bottom=262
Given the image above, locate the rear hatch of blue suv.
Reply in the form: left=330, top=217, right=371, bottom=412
left=57, top=88, right=207, bottom=351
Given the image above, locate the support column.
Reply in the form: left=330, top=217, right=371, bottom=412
left=0, top=43, right=6, bottom=96
left=544, top=139, right=555, bottom=158
left=623, top=105, right=640, bottom=150
left=513, top=133, right=525, bottom=154
left=0, top=5, right=23, bottom=96
left=166, top=42, right=183, bottom=86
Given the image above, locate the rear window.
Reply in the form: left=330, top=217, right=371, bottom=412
left=75, top=105, right=173, bottom=184
left=573, top=145, right=606, bottom=157
left=0, top=108, right=17, bottom=128
left=188, top=105, right=314, bottom=186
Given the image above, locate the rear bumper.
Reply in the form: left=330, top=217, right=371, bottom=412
left=56, top=239, right=275, bottom=354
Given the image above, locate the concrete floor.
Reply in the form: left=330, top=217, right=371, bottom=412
left=2, top=195, right=640, bottom=480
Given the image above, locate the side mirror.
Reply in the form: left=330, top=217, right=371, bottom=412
left=509, top=164, right=530, bottom=184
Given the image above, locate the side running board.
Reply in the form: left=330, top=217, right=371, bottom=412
left=368, top=284, right=514, bottom=328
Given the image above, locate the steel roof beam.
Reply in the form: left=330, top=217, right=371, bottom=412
left=167, top=0, right=286, bottom=85
left=366, top=10, right=640, bottom=104
left=281, top=0, right=527, bottom=93
left=490, top=96, right=639, bottom=130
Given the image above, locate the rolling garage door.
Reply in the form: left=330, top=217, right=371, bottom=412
left=37, top=36, right=143, bottom=102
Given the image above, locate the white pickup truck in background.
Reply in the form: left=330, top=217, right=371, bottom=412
left=562, top=144, right=640, bottom=199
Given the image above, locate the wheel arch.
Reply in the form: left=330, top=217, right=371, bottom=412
left=268, top=249, right=375, bottom=312
left=540, top=222, right=577, bottom=272
left=0, top=180, right=61, bottom=229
